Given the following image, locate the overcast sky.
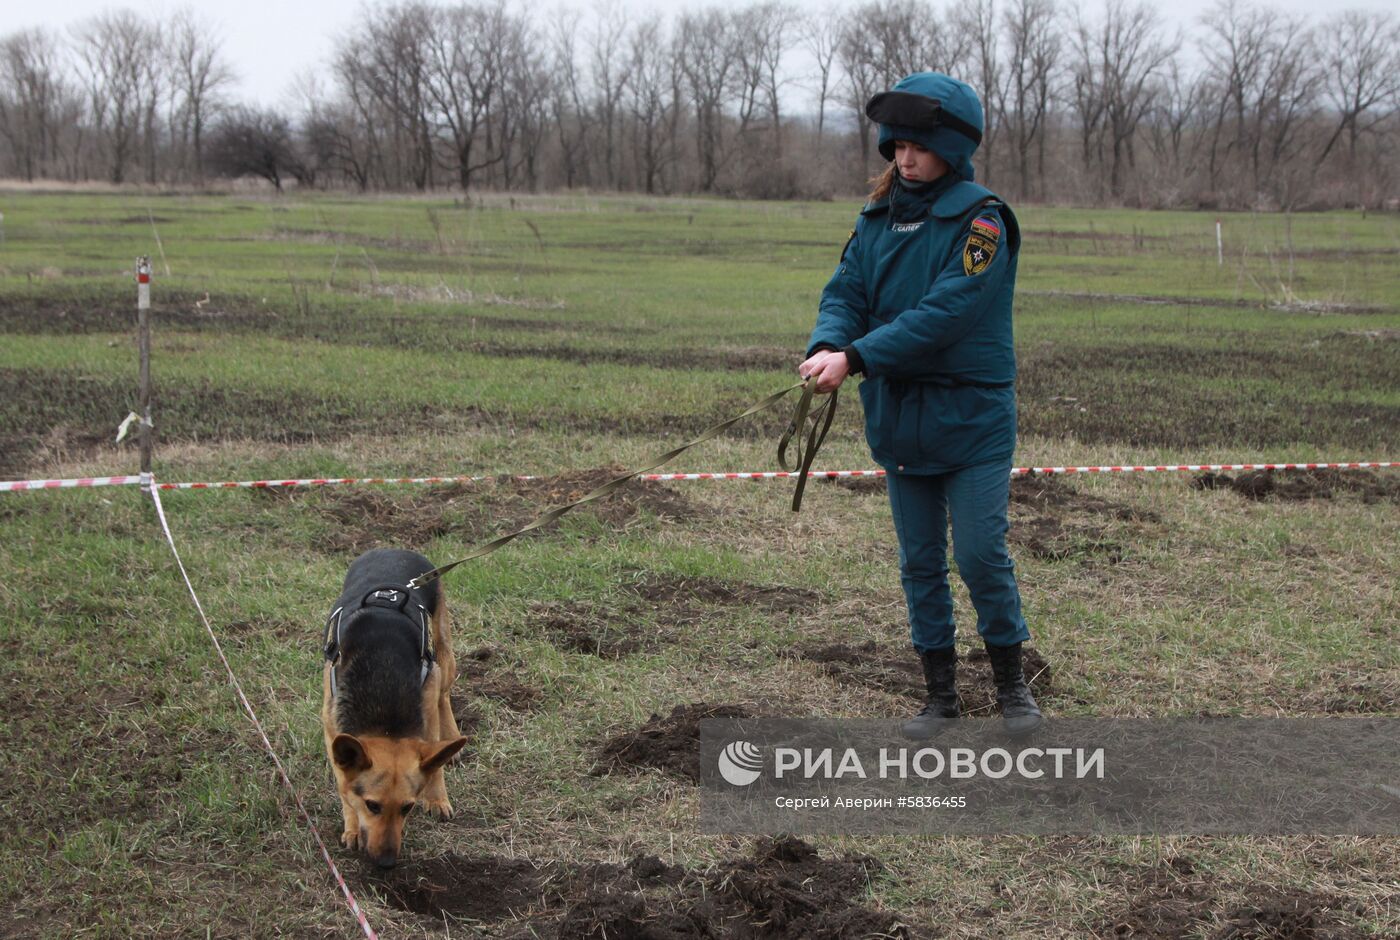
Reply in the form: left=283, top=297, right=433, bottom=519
left=21, top=0, right=1400, bottom=111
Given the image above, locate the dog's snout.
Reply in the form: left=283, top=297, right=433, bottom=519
left=373, top=852, right=398, bottom=869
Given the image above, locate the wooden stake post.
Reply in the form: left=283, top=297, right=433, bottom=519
left=136, top=256, right=153, bottom=474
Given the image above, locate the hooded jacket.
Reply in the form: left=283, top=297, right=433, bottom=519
left=807, top=75, right=1021, bottom=474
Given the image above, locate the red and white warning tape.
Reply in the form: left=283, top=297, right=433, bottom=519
left=2, top=462, right=1395, bottom=494
left=146, top=475, right=378, bottom=939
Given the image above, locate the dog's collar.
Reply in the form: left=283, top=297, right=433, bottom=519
left=324, top=585, right=435, bottom=698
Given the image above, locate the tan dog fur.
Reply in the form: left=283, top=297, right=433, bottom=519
left=321, top=598, right=467, bottom=866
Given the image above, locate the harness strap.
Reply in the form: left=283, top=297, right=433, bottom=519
left=324, top=585, right=434, bottom=697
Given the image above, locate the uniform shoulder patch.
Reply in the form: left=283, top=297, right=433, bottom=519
left=963, top=212, right=1001, bottom=276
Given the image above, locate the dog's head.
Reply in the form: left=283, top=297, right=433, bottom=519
left=331, top=733, right=468, bottom=868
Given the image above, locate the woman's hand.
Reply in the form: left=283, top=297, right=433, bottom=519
left=798, top=350, right=850, bottom=394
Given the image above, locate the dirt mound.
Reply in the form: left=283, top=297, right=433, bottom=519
left=545, top=838, right=907, bottom=938
left=625, top=573, right=822, bottom=613
left=1213, top=891, right=1366, bottom=939
left=793, top=641, right=1054, bottom=714
left=505, top=468, right=701, bottom=526
left=1192, top=468, right=1400, bottom=503
left=309, top=484, right=464, bottom=554
left=1011, top=473, right=1161, bottom=522
left=1104, top=858, right=1366, bottom=940
left=371, top=853, right=550, bottom=921
left=528, top=573, right=821, bottom=659
left=459, top=646, right=542, bottom=712
left=592, top=703, right=756, bottom=782
left=1011, top=516, right=1125, bottom=562
left=305, top=469, right=700, bottom=556
left=1008, top=474, right=1157, bottom=564
left=530, top=601, right=658, bottom=659
left=376, top=838, right=910, bottom=937
left=817, top=474, right=888, bottom=494
left=792, top=640, right=922, bottom=697
left=1108, top=857, right=1213, bottom=938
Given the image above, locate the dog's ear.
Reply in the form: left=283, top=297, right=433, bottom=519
left=332, top=734, right=372, bottom=772
left=419, top=736, right=468, bottom=774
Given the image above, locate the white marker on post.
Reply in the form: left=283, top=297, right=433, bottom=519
left=1216, top=218, right=1223, bottom=266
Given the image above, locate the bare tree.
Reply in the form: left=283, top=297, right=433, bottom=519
left=1200, top=0, right=1319, bottom=203
left=207, top=104, right=297, bottom=190
left=347, top=2, right=436, bottom=189
left=168, top=8, right=234, bottom=182
left=732, top=2, right=795, bottom=154
left=798, top=7, right=843, bottom=145
left=73, top=11, right=155, bottom=184
left=547, top=10, right=591, bottom=188
left=1003, top=0, right=1059, bottom=199
left=426, top=3, right=504, bottom=191
left=0, top=28, right=70, bottom=181
left=959, top=0, right=1007, bottom=184
left=1070, top=0, right=1178, bottom=199
left=1317, top=10, right=1400, bottom=164
left=677, top=9, right=738, bottom=191
left=627, top=15, right=677, bottom=194
left=589, top=1, right=632, bottom=188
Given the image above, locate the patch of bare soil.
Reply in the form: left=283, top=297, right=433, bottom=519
left=1021, top=289, right=1390, bottom=314
left=372, top=837, right=912, bottom=938
left=791, top=641, right=1054, bottom=715
left=817, top=474, right=888, bottom=494
left=458, top=646, right=542, bottom=712
left=1101, top=857, right=1367, bottom=940
left=0, top=366, right=497, bottom=478
left=624, top=573, right=822, bottom=613
left=1010, top=473, right=1162, bottom=522
left=1106, top=857, right=1215, bottom=938
left=1016, top=343, right=1400, bottom=451
left=1011, top=516, right=1125, bottom=562
left=506, top=468, right=701, bottom=527
left=1212, top=891, right=1368, bottom=940
left=1007, top=474, right=1157, bottom=563
left=591, top=703, right=757, bottom=782
left=1295, top=678, right=1399, bottom=715
left=791, top=640, right=923, bottom=697
left=302, top=470, right=702, bottom=556
left=371, top=854, right=551, bottom=921
left=530, top=602, right=659, bottom=659
left=1191, top=468, right=1400, bottom=504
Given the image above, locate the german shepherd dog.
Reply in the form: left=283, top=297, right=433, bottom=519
left=321, top=549, right=468, bottom=868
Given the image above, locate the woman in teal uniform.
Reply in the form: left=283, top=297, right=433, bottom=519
left=800, top=71, right=1042, bottom=738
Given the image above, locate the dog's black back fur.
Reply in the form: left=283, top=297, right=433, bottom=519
left=331, top=549, right=440, bottom=738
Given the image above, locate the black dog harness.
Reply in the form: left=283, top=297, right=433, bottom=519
left=324, top=585, right=434, bottom=698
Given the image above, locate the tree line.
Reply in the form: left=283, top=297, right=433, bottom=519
left=2, top=0, right=1397, bottom=208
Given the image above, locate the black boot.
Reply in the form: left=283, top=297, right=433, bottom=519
left=984, top=641, right=1043, bottom=736
left=901, top=647, right=960, bottom=740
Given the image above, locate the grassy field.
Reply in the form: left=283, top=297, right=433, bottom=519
left=0, top=189, right=1397, bottom=938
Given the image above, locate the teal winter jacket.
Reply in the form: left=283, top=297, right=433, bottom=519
left=807, top=175, right=1022, bottom=474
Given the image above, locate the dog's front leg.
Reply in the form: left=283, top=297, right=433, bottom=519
left=419, top=666, right=454, bottom=818
left=339, top=791, right=362, bottom=849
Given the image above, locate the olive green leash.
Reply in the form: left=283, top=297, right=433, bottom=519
left=407, top=380, right=837, bottom=590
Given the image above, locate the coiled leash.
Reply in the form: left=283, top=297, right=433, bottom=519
left=777, top=382, right=839, bottom=513
left=407, top=379, right=838, bottom=590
